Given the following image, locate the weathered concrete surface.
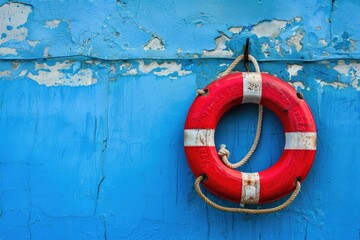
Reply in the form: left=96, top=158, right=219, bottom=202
left=0, top=0, right=360, bottom=239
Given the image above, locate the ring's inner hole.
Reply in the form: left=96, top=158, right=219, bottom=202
left=215, top=103, right=285, bottom=172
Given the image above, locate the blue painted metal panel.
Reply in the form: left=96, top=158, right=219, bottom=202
left=0, top=0, right=360, bottom=239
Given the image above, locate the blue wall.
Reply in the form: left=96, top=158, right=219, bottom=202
left=0, top=0, right=359, bottom=239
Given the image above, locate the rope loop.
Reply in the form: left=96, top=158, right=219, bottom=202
left=195, top=175, right=301, bottom=214
left=221, top=54, right=260, bottom=77
left=218, top=105, right=263, bottom=169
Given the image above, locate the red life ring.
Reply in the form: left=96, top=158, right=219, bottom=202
left=184, top=72, right=316, bottom=204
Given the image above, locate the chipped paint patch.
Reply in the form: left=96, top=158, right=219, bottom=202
left=202, top=32, right=233, bottom=57
left=0, top=2, right=32, bottom=48
left=138, top=60, right=191, bottom=77
left=261, top=42, right=270, bottom=57
left=0, top=47, right=17, bottom=56
left=289, top=81, right=310, bottom=91
left=251, top=19, right=287, bottom=38
left=287, top=29, right=305, bottom=52
left=319, top=38, right=328, bottom=46
left=287, top=64, right=303, bottom=79
left=228, top=26, right=243, bottom=34
left=144, top=36, right=165, bottom=51
left=27, top=40, right=40, bottom=48
left=333, top=60, right=353, bottom=76
left=316, top=78, right=348, bottom=89
left=27, top=61, right=97, bottom=86
left=333, top=60, right=360, bottom=90
left=120, top=63, right=138, bottom=76
left=43, top=46, right=50, bottom=58
left=0, top=70, right=11, bottom=77
left=45, top=20, right=61, bottom=29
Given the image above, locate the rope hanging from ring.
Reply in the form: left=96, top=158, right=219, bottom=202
left=195, top=175, right=301, bottom=214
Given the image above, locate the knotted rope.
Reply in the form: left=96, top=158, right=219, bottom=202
left=195, top=175, right=301, bottom=214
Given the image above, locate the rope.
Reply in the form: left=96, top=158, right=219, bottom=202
left=218, top=105, right=263, bottom=168
left=218, top=54, right=263, bottom=168
left=196, top=89, right=206, bottom=96
left=195, top=175, right=301, bottom=214
left=196, top=54, right=260, bottom=96
left=221, top=54, right=260, bottom=77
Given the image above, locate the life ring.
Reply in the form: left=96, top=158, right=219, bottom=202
left=184, top=72, right=316, bottom=204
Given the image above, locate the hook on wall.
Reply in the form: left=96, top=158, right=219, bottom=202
left=243, top=38, right=250, bottom=72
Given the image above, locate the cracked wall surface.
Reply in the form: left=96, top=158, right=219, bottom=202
left=0, top=0, right=360, bottom=239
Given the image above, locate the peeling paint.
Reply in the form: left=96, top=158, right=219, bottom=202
left=251, top=19, right=287, bottom=38
left=45, top=20, right=61, bottom=29
left=0, top=70, right=11, bottom=77
left=261, top=42, right=270, bottom=57
left=144, top=36, right=165, bottom=51
left=319, top=38, right=328, bottom=46
left=138, top=60, right=191, bottom=77
left=287, top=29, right=305, bottom=52
left=228, top=26, right=243, bottom=34
left=287, top=64, right=303, bottom=79
left=202, top=32, right=233, bottom=57
left=0, top=2, right=32, bottom=48
left=333, top=60, right=360, bottom=90
left=0, top=47, right=17, bottom=56
left=120, top=63, right=138, bottom=76
left=288, top=81, right=310, bottom=91
left=43, top=46, right=50, bottom=58
left=27, top=61, right=97, bottom=86
left=27, top=40, right=40, bottom=48
left=316, top=78, right=348, bottom=89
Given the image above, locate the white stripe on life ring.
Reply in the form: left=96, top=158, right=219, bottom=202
left=184, top=129, right=215, bottom=146
left=241, top=172, right=260, bottom=204
left=284, top=132, right=317, bottom=150
left=242, top=72, right=262, bottom=104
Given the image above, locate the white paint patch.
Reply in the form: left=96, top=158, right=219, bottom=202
left=27, top=61, right=97, bottom=87
left=43, top=46, right=50, bottom=58
left=284, top=132, right=317, bottom=150
left=251, top=19, right=287, bottom=38
left=119, top=63, right=138, bottom=76
left=289, top=81, right=308, bottom=91
left=144, top=36, right=165, bottom=51
left=333, top=60, right=351, bottom=76
left=294, top=17, right=302, bottom=22
left=318, top=38, right=327, bottom=46
left=20, top=69, right=27, bottom=77
left=45, top=20, right=61, bottom=29
left=202, top=32, right=234, bottom=57
left=110, top=65, right=116, bottom=74
left=0, top=47, right=17, bottom=56
left=228, top=26, right=243, bottom=34
left=316, top=78, right=348, bottom=89
left=242, top=72, right=262, bottom=104
left=0, top=70, right=11, bottom=77
left=0, top=2, right=32, bottom=48
left=333, top=60, right=360, bottom=90
left=138, top=60, right=191, bottom=77
left=184, top=129, right=215, bottom=147
left=261, top=42, right=270, bottom=57
left=275, top=39, right=283, bottom=55
left=287, top=64, right=303, bottom=79
left=27, top=40, right=39, bottom=48
left=241, top=172, right=260, bottom=204
left=287, top=30, right=305, bottom=53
